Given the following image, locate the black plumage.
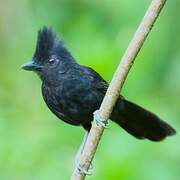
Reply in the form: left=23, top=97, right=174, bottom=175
left=22, top=27, right=176, bottom=141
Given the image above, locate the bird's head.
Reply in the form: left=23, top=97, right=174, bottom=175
left=21, top=27, right=75, bottom=79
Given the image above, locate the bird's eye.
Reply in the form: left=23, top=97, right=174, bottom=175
left=48, top=58, right=55, bottom=64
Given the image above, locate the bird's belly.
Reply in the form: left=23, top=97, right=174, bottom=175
left=60, top=90, right=93, bottom=117
left=42, top=81, right=103, bottom=128
left=59, top=87, right=103, bottom=126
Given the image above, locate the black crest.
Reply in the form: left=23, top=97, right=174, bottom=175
left=33, top=26, right=72, bottom=62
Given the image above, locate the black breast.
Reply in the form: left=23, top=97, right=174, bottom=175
left=41, top=71, right=102, bottom=129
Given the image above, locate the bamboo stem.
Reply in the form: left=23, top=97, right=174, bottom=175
left=71, top=0, right=167, bottom=179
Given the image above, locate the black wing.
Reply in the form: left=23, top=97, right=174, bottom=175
left=82, top=66, right=109, bottom=94
left=82, top=66, right=125, bottom=99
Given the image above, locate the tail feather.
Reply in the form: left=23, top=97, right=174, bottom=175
left=111, top=98, right=176, bottom=141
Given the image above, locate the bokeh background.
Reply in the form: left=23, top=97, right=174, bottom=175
left=0, top=0, right=180, bottom=179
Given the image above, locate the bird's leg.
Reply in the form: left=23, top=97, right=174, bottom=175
left=75, top=131, right=89, bottom=164
left=75, top=131, right=93, bottom=174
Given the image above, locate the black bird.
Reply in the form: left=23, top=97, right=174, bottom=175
left=22, top=27, right=176, bottom=141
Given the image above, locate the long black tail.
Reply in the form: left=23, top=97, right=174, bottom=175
left=111, top=98, right=176, bottom=141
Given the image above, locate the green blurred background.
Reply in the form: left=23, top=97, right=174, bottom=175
left=0, top=0, right=179, bottom=179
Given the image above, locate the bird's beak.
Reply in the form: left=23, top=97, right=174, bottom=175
left=21, top=60, right=42, bottom=71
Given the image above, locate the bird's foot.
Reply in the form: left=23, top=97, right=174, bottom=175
left=74, top=132, right=93, bottom=175
left=76, top=162, right=93, bottom=176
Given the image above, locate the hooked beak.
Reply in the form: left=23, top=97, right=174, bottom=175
left=21, top=60, right=42, bottom=71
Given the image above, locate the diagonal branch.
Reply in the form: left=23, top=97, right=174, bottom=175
left=71, top=0, right=167, bottom=179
